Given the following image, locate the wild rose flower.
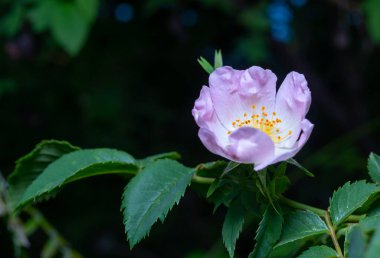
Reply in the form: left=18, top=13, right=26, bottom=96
left=192, top=66, right=313, bottom=171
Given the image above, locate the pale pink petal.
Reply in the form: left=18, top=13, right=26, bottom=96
left=192, top=86, right=229, bottom=146
left=275, top=72, right=311, bottom=129
left=198, top=128, right=228, bottom=158
left=239, top=66, right=277, bottom=113
left=226, top=127, right=275, bottom=164
left=254, top=119, right=314, bottom=170
left=192, top=86, right=215, bottom=128
left=209, top=67, right=245, bottom=128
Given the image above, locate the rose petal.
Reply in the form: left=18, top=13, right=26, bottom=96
left=254, top=119, right=314, bottom=170
left=209, top=67, right=245, bottom=128
left=275, top=72, right=311, bottom=129
left=226, top=127, right=275, bottom=164
left=192, top=86, right=215, bottom=128
left=198, top=127, right=228, bottom=158
left=239, top=66, right=277, bottom=113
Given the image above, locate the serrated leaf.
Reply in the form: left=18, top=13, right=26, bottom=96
left=51, top=2, right=90, bottom=56
left=329, top=181, right=380, bottom=226
left=286, top=159, right=314, bottom=177
left=365, top=221, right=380, bottom=258
left=345, top=225, right=367, bottom=258
left=17, top=148, right=137, bottom=211
left=122, top=159, right=195, bottom=248
left=7, top=140, right=80, bottom=211
left=296, top=245, right=338, bottom=258
left=138, top=151, right=181, bottom=168
left=275, top=211, right=328, bottom=248
left=198, top=57, right=214, bottom=74
left=250, top=206, right=283, bottom=258
left=222, top=198, right=245, bottom=258
left=368, top=153, right=380, bottom=183
left=214, top=50, right=223, bottom=69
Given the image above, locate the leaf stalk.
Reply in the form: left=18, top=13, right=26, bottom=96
left=324, top=211, right=344, bottom=258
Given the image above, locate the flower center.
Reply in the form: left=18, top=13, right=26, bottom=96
left=227, top=105, right=292, bottom=143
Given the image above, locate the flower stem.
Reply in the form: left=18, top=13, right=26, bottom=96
left=325, top=210, right=344, bottom=258
left=279, top=196, right=364, bottom=222
left=279, top=196, right=326, bottom=217
left=192, top=175, right=215, bottom=184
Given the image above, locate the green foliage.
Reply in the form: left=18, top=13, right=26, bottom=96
left=250, top=206, right=283, bottom=258
left=222, top=198, right=245, bottom=258
left=276, top=211, right=328, bottom=248
left=363, top=0, right=380, bottom=43
left=50, top=2, right=90, bottom=56
left=365, top=221, right=380, bottom=258
left=296, top=245, right=338, bottom=258
left=368, top=152, right=380, bottom=183
left=7, top=140, right=80, bottom=211
left=5, top=143, right=380, bottom=258
left=121, top=159, right=195, bottom=248
left=344, top=225, right=367, bottom=258
left=0, top=0, right=100, bottom=55
left=138, top=151, right=181, bottom=167
left=329, top=181, right=380, bottom=226
left=17, top=148, right=138, bottom=211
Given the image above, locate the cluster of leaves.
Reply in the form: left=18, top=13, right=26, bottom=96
left=4, top=138, right=380, bottom=258
left=0, top=0, right=99, bottom=55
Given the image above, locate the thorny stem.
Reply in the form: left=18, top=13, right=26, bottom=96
left=325, top=211, right=344, bottom=258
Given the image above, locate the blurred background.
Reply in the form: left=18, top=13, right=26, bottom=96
left=1, top=0, right=380, bottom=257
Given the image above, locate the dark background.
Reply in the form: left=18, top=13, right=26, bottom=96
left=1, top=0, right=380, bottom=257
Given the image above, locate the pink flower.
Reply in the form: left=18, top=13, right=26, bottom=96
left=192, top=66, right=313, bottom=171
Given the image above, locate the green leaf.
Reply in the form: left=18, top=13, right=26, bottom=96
left=365, top=221, right=380, bottom=258
left=51, top=2, right=90, bottom=56
left=122, top=159, right=195, bottom=248
left=344, top=225, right=367, bottom=258
left=368, top=153, right=380, bottom=183
left=329, top=181, right=380, bottom=226
left=138, top=151, right=181, bottom=167
left=275, top=211, right=328, bottom=248
left=361, top=215, right=380, bottom=233
left=17, top=148, right=137, bottom=210
left=222, top=198, right=245, bottom=258
left=198, top=57, right=214, bottom=74
left=286, top=159, right=314, bottom=177
left=7, top=140, right=80, bottom=211
left=250, top=206, right=283, bottom=258
left=76, top=0, right=99, bottom=23
left=214, top=50, right=223, bottom=69
left=296, top=245, right=338, bottom=258
left=363, top=0, right=380, bottom=43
